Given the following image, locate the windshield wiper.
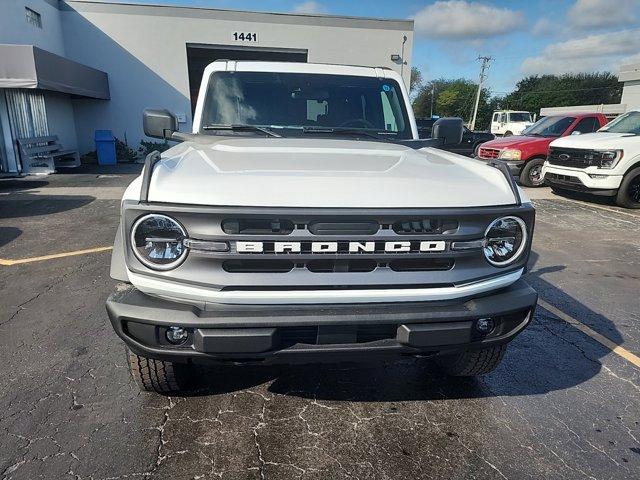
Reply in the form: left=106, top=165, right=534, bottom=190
left=301, top=126, right=389, bottom=141
left=202, top=124, right=281, bottom=138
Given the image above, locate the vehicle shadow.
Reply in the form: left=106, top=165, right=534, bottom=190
left=0, top=179, right=49, bottom=192
left=183, top=249, right=622, bottom=400
left=0, top=193, right=95, bottom=219
left=0, top=227, right=22, bottom=249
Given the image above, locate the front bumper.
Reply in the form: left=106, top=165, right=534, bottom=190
left=106, top=279, right=537, bottom=365
left=543, top=164, right=623, bottom=196
left=477, top=158, right=524, bottom=176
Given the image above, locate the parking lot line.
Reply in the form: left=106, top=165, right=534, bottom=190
left=539, top=299, right=640, bottom=369
left=0, top=246, right=113, bottom=266
left=559, top=198, right=640, bottom=218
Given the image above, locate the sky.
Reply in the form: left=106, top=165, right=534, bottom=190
left=103, top=0, right=640, bottom=94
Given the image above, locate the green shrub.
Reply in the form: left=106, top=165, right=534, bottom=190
left=139, top=139, right=171, bottom=157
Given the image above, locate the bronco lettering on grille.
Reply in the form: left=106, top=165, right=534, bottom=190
left=236, top=241, right=447, bottom=254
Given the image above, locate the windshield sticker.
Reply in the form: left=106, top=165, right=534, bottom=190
left=382, top=84, right=391, bottom=92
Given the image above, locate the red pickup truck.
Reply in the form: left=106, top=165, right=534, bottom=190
left=477, top=113, right=609, bottom=187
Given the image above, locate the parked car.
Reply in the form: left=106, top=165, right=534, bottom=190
left=490, top=110, right=533, bottom=137
left=477, top=113, right=608, bottom=187
left=106, top=61, right=537, bottom=394
left=416, top=117, right=495, bottom=157
left=543, top=110, right=640, bottom=208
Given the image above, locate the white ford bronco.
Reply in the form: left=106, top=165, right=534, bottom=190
left=106, top=61, right=537, bottom=393
left=543, top=110, right=640, bottom=208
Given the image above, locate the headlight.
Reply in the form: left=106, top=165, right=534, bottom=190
left=499, top=149, right=522, bottom=161
left=483, top=216, right=527, bottom=267
left=597, top=150, right=623, bottom=169
left=131, top=214, right=187, bottom=270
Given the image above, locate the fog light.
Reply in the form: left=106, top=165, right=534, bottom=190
left=476, top=318, right=495, bottom=335
left=166, top=326, right=188, bottom=345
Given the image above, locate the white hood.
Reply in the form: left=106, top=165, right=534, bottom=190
left=550, top=131, right=639, bottom=150
left=144, top=138, right=517, bottom=208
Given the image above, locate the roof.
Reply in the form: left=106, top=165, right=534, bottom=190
left=202, top=60, right=401, bottom=78
left=539, top=104, right=626, bottom=117
left=619, top=63, right=640, bottom=83
left=60, top=1, right=414, bottom=31
left=0, top=44, right=110, bottom=99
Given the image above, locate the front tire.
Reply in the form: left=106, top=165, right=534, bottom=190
left=436, top=345, right=507, bottom=376
left=520, top=158, right=546, bottom=187
left=615, top=166, right=640, bottom=209
left=503, top=131, right=513, bottom=137
left=128, top=349, right=192, bottom=393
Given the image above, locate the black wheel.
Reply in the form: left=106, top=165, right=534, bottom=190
left=519, top=158, right=546, bottom=187
left=472, top=143, right=482, bottom=158
left=616, top=166, right=640, bottom=209
left=436, top=345, right=507, bottom=376
left=503, top=131, right=513, bottom=137
left=128, top=349, right=192, bottom=393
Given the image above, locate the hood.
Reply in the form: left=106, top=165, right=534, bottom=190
left=550, top=131, right=639, bottom=150
left=482, top=135, right=552, bottom=150
left=146, top=137, right=517, bottom=208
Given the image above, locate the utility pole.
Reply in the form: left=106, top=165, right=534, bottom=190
left=429, top=84, right=435, bottom=118
left=470, top=55, right=491, bottom=131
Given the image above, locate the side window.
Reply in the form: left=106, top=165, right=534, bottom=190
left=492, top=113, right=499, bottom=122
left=380, top=92, right=398, bottom=131
left=573, top=117, right=599, bottom=134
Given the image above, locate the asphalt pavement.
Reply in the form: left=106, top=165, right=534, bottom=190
left=1, top=166, right=639, bottom=480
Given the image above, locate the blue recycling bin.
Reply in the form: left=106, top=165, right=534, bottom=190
left=95, top=130, right=116, bottom=165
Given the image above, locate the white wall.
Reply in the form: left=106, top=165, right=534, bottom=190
left=621, top=80, right=640, bottom=112
left=45, top=91, right=78, bottom=150
left=0, top=0, right=66, bottom=55
left=60, top=1, right=413, bottom=153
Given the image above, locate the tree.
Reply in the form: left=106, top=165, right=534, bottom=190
left=502, top=72, right=622, bottom=114
left=410, top=67, right=423, bottom=95
left=412, top=78, right=495, bottom=130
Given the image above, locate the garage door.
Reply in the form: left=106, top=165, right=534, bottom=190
left=186, top=44, right=308, bottom=115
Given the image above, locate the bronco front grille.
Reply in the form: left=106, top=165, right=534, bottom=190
left=123, top=203, right=535, bottom=291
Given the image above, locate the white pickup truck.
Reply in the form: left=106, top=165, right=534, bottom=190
left=491, top=110, right=534, bottom=137
left=106, top=61, right=537, bottom=393
left=543, top=110, right=640, bottom=208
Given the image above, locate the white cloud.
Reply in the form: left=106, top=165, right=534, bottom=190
left=569, top=0, right=637, bottom=30
left=413, top=1, right=524, bottom=39
left=292, top=1, right=325, bottom=14
left=532, top=18, right=557, bottom=37
left=521, top=29, right=640, bottom=75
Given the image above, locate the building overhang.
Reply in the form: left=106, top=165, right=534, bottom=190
left=619, top=63, right=640, bottom=83
left=0, top=44, right=110, bottom=100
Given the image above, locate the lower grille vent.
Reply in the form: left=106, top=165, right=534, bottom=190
left=307, top=259, right=377, bottom=273
left=223, top=259, right=454, bottom=273
left=389, top=258, right=454, bottom=272
left=223, top=260, right=294, bottom=273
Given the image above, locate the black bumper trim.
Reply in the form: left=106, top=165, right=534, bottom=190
left=106, top=279, right=537, bottom=364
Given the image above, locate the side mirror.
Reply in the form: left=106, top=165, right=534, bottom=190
left=431, top=117, right=464, bottom=146
left=143, top=108, right=178, bottom=140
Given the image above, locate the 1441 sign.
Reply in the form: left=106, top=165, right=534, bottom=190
left=233, top=32, right=257, bottom=42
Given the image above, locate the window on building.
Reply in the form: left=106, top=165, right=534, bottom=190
left=25, top=7, right=42, bottom=28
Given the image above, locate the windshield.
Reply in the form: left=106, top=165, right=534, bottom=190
left=200, top=72, right=412, bottom=139
left=600, top=111, right=640, bottom=134
left=508, top=112, right=532, bottom=123
left=522, top=116, right=575, bottom=137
